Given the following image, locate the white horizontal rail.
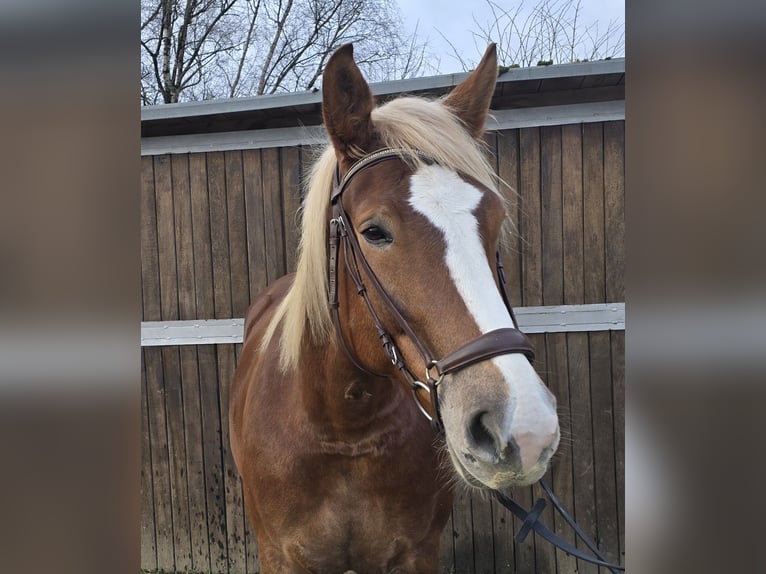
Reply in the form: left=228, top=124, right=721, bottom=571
left=514, top=303, right=625, bottom=333
left=141, top=319, right=244, bottom=346
left=141, top=303, right=624, bottom=346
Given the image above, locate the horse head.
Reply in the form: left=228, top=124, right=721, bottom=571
left=319, top=44, right=560, bottom=489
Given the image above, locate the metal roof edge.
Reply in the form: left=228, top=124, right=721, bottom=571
left=141, top=58, right=624, bottom=123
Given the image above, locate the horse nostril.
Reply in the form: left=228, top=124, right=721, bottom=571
left=468, top=411, right=498, bottom=459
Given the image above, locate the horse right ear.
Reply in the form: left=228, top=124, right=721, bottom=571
left=322, top=44, right=375, bottom=162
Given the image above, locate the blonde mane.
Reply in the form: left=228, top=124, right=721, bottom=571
left=262, top=96, right=507, bottom=371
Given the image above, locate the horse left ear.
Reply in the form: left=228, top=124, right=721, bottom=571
left=443, top=43, right=498, bottom=139
left=322, top=43, right=375, bottom=161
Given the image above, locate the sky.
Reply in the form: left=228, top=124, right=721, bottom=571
left=397, top=0, right=625, bottom=73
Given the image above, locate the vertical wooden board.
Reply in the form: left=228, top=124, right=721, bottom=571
left=190, top=153, right=217, bottom=572
left=582, top=123, right=605, bottom=304
left=208, top=151, right=234, bottom=572
left=140, top=352, right=157, bottom=571
left=497, top=129, right=523, bottom=307
left=218, top=154, right=246, bottom=572
left=141, top=156, right=161, bottom=321
left=438, top=510, right=455, bottom=573
left=162, top=345, right=192, bottom=572
left=243, top=149, right=268, bottom=299
left=190, top=153, right=214, bottom=320
left=261, top=147, right=286, bottom=284
left=226, top=150, right=251, bottom=318
left=199, top=344, right=228, bottom=574
left=218, top=342, right=246, bottom=574
left=471, top=493, right=495, bottom=574
left=492, top=495, right=515, bottom=574
left=141, top=157, right=169, bottom=569
left=153, top=155, right=179, bottom=321
left=542, top=333, right=573, bottom=574
left=154, top=154, right=193, bottom=570
left=173, top=153, right=209, bottom=572
left=280, top=146, right=302, bottom=274
left=172, top=153, right=199, bottom=571
left=611, top=330, right=625, bottom=566
left=172, top=154, right=196, bottom=320
left=531, top=478, right=557, bottom=574
left=589, top=331, right=619, bottom=567
left=208, top=151, right=232, bottom=320
left=567, top=332, right=599, bottom=574
left=562, top=124, right=584, bottom=305
left=180, top=345, right=210, bottom=573
left=604, top=121, right=625, bottom=303
left=451, top=488, right=474, bottom=574
left=562, top=122, right=599, bottom=573
left=144, top=346, right=175, bottom=572
left=540, top=126, right=563, bottom=307
left=510, top=485, right=536, bottom=574
left=519, top=128, right=542, bottom=307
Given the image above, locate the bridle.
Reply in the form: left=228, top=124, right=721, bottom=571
left=327, top=147, right=625, bottom=572
left=328, top=147, right=535, bottom=432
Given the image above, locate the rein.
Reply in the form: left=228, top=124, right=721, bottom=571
left=326, top=147, right=624, bottom=572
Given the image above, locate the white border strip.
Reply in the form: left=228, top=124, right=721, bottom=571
left=141, top=319, right=244, bottom=346
left=140, top=101, right=624, bottom=156
left=514, top=303, right=625, bottom=334
left=140, top=303, right=624, bottom=346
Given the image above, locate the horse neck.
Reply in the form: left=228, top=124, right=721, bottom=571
left=296, top=324, right=409, bottom=441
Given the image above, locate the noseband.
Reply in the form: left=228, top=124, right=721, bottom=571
left=328, top=148, right=535, bottom=432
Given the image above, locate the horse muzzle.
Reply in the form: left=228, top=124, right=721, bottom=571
left=441, top=360, right=560, bottom=489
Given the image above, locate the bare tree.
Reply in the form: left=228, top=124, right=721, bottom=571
left=141, top=0, right=239, bottom=104
left=442, top=0, right=624, bottom=71
left=141, top=0, right=434, bottom=104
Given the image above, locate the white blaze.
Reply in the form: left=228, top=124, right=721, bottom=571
left=408, top=165, right=556, bottom=444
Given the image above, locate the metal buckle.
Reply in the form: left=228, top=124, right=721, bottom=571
left=409, top=379, right=433, bottom=422
left=384, top=341, right=398, bottom=365
left=330, top=216, right=346, bottom=233
left=426, top=361, right=444, bottom=386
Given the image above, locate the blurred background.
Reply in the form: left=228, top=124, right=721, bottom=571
left=1, top=0, right=765, bottom=573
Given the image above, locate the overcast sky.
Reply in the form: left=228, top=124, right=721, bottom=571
left=398, top=0, right=625, bottom=73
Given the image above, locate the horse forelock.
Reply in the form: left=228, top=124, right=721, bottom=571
left=262, top=96, right=512, bottom=371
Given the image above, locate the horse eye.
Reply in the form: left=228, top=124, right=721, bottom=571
left=361, top=226, right=391, bottom=245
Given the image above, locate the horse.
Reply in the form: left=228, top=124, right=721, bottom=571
left=229, top=43, right=560, bottom=573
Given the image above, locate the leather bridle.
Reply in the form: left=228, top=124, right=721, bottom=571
left=326, top=147, right=625, bottom=572
left=328, top=148, right=535, bottom=432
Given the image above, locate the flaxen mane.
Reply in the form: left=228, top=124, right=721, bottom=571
left=262, top=96, right=507, bottom=370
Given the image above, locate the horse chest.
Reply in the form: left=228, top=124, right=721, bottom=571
left=251, top=433, right=450, bottom=573
left=277, top=472, right=443, bottom=573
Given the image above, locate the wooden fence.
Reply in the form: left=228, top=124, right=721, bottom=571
left=141, top=112, right=624, bottom=572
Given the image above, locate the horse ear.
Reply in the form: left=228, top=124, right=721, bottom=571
left=443, top=43, right=498, bottom=139
left=322, top=44, right=375, bottom=161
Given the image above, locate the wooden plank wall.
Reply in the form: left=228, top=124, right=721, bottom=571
left=140, top=121, right=624, bottom=573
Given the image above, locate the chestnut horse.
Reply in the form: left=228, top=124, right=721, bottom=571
left=230, top=43, right=560, bottom=573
